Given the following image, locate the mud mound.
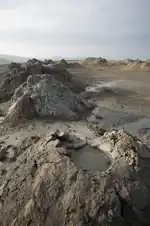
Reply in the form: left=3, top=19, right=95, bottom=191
left=124, top=58, right=135, bottom=64
left=43, top=59, right=54, bottom=65
left=125, top=61, right=142, bottom=70
left=0, top=60, right=85, bottom=103
left=83, top=57, right=108, bottom=66
left=59, top=58, right=69, bottom=65
left=3, top=93, right=35, bottom=125
left=140, top=60, right=150, bottom=70
left=54, top=60, right=83, bottom=69
left=4, top=74, right=92, bottom=124
left=52, top=59, right=69, bottom=69
left=8, top=62, right=22, bottom=70
left=69, top=62, right=83, bottom=68
left=1, top=130, right=150, bottom=225
left=26, top=58, right=42, bottom=66
left=121, top=59, right=150, bottom=71
left=0, top=70, right=29, bottom=102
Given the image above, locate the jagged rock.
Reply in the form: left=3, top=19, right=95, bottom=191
left=0, top=130, right=150, bottom=225
left=3, top=74, right=92, bottom=124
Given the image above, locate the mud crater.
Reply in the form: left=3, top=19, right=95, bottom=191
left=71, top=145, right=110, bottom=171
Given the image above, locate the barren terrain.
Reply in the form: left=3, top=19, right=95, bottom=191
left=0, top=59, right=150, bottom=225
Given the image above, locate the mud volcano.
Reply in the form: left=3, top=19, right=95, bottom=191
left=71, top=145, right=110, bottom=171
left=1, top=130, right=150, bottom=225
left=2, top=74, right=92, bottom=125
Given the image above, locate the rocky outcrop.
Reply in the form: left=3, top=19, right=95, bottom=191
left=3, top=74, right=92, bottom=124
left=1, top=130, right=150, bottom=225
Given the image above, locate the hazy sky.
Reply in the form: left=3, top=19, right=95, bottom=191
left=0, top=0, right=150, bottom=59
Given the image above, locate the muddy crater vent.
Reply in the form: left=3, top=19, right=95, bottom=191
left=70, top=145, right=110, bottom=171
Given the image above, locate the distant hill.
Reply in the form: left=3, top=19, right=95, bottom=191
left=0, top=54, right=30, bottom=63
left=0, top=58, right=10, bottom=65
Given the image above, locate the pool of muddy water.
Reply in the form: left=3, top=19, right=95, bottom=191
left=71, top=146, right=110, bottom=171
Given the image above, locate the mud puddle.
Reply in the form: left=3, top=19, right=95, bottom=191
left=71, top=145, right=110, bottom=171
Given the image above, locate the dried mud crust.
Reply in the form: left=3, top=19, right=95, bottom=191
left=0, top=60, right=85, bottom=103
left=0, top=130, right=150, bottom=225
left=2, top=74, right=93, bottom=125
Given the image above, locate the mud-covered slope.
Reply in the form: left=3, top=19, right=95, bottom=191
left=3, top=74, right=92, bottom=124
left=0, top=61, right=85, bottom=103
left=0, top=130, right=150, bottom=225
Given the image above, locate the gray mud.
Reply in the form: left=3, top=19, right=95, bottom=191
left=71, top=145, right=110, bottom=171
left=1, top=65, right=150, bottom=225
left=83, top=73, right=150, bottom=138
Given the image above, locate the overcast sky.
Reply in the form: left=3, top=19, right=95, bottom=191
left=0, top=0, right=150, bottom=59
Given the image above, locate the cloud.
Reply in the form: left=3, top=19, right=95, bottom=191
left=0, top=0, right=150, bottom=58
